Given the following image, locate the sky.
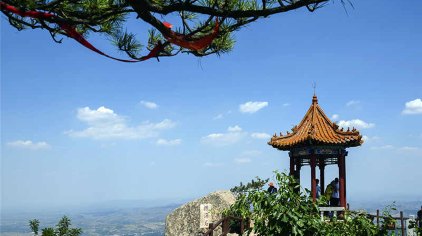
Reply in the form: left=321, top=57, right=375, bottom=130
left=1, top=0, right=421, bottom=212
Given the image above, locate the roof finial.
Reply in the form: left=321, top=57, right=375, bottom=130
left=312, top=82, right=318, bottom=104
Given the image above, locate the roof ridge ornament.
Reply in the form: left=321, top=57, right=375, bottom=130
left=312, top=82, right=318, bottom=104
left=333, top=123, right=339, bottom=130
left=312, top=95, right=318, bottom=104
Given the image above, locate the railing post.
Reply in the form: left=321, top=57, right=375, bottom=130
left=311, top=154, right=317, bottom=201
left=222, top=218, right=229, bottom=235
left=320, top=209, right=324, bottom=221
left=208, top=223, right=214, bottom=236
left=376, top=209, right=380, bottom=227
left=400, top=211, right=405, bottom=236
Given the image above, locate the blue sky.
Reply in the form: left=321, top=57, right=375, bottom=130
left=1, top=0, right=421, bottom=211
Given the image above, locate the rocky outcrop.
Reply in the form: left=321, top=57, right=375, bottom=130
left=165, top=190, right=236, bottom=236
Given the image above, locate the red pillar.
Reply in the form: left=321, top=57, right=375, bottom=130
left=319, top=161, right=325, bottom=195
left=311, top=154, right=317, bottom=201
left=343, top=155, right=347, bottom=207
left=295, top=158, right=301, bottom=192
left=339, top=154, right=346, bottom=208
left=290, top=155, right=295, bottom=176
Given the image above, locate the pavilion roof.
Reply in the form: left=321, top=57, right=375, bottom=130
left=268, top=95, right=364, bottom=151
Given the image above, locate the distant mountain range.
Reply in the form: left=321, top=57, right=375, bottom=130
left=1, top=199, right=421, bottom=236
left=1, top=204, right=180, bottom=236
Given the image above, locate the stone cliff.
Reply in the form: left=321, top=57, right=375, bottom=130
left=165, top=190, right=236, bottom=236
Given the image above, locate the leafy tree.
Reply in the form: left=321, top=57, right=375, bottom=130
left=29, top=219, right=40, bottom=235
left=0, top=0, right=348, bottom=61
left=226, top=171, right=392, bottom=235
left=29, top=216, right=82, bottom=236
left=41, top=228, right=56, bottom=236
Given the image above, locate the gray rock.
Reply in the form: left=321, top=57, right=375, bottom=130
left=165, top=190, right=236, bottom=236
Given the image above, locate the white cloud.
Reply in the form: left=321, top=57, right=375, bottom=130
left=233, top=150, right=262, bottom=164
left=346, top=100, right=360, bottom=107
left=156, top=138, right=182, bottom=146
left=201, top=133, right=244, bottom=145
left=370, top=145, right=421, bottom=156
left=331, top=114, right=339, bottom=121
left=66, top=106, right=175, bottom=140
left=227, top=125, right=242, bottom=132
left=152, top=119, right=176, bottom=129
left=239, top=101, right=268, bottom=113
left=213, top=114, right=224, bottom=120
left=282, top=103, right=290, bottom=107
left=398, top=146, right=420, bottom=152
left=402, top=98, right=422, bottom=115
left=214, top=110, right=233, bottom=120
left=76, top=106, right=122, bottom=124
left=7, top=140, right=50, bottom=150
left=201, top=125, right=246, bottom=146
left=140, top=100, right=158, bottom=109
left=234, top=158, right=252, bottom=164
left=338, top=119, right=375, bottom=129
left=203, top=162, right=224, bottom=167
left=100, top=143, right=117, bottom=148
left=362, top=135, right=381, bottom=142
left=370, top=145, right=394, bottom=150
left=251, top=132, right=271, bottom=139
left=241, top=150, right=262, bottom=156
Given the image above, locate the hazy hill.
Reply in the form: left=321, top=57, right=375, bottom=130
left=1, top=204, right=179, bottom=236
left=1, top=200, right=421, bottom=236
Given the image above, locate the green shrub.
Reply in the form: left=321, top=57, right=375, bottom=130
left=225, top=171, right=391, bottom=236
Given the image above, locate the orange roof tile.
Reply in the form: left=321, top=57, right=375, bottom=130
left=268, top=95, right=363, bottom=150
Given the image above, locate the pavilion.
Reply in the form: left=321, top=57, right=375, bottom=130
left=268, top=95, right=364, bottom=208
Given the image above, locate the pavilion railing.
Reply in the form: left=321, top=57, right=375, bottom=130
left=203, top=216, right=248, bottom=236
left=203, top=208, right=419, bottom=236
left=349, top=208, right=418, bottom=235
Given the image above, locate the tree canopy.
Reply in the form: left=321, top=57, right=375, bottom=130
left=1, top=0, right=340, bottom=62
left=29, top=216, right=82, bottom=236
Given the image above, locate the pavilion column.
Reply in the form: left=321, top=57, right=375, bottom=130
left=343, top=154, right=347, bottom=208
left=311, top=154, right=317, bottom=201
left=319, top=160, right=325, bottom=195
left=339, top=154, right=346, bottom=208
left=295, top=158, right=301, bottom=183
left=294, top=157, right=301, bottom=193
left=289, top=154, right=295, bottom=176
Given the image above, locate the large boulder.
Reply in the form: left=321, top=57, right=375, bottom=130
left=165, top=190, right=236, bottom=236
